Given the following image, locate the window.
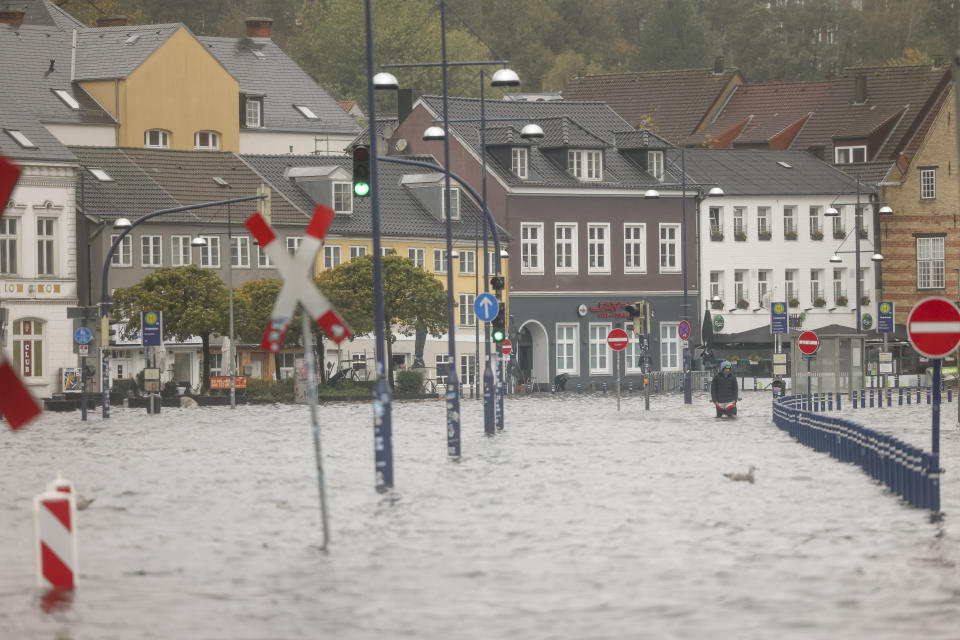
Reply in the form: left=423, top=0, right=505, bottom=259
left=734, top=270, right=748, bottom=305
left=407, top=247, right=423, bottom=268
left=351, top=246, right=368, bottom=261
left=442, top=188, right=460, bottom=220
left=647, top=150, right=664, bottom=181
left=568, top=149, right=603, bottom=181
left=833, top=268, right=845, bottom=302
left=624, top=223, right=646, bottom=273
left=436, top=354, right=451, bottom=385
left=433, top=248, right=450, bottom=273
left=733, top=207, right=746, bottom=239
left=245, top=97, right=262, bottom=128
left=141, top=235, right=161, bottom=267
left=53, top=89, right=80, bottom=110
left=810, top=269, right=823, bottom=302
left=521, top=223, right=543, bottom=274
left=295, top=105, right=319, bottom=119
left=555, top=223, right=578, bottom=274
left=659, top=224, right=680, bottom=273
left=458, top=249, right=475, bottom=275
left=459, top=293, right=475, bottom=326
left=709, top=271, right=722, bottom=303
left=920, top=168, right=936, bottom=199
left=144, top=129, right=169, bottom=149
left=709, top=206, right=723, bottom=238
left=0, top=217, right=17, bottom=274
left=200, top=236, right=220, bottom=268
left=334, top=182, right=353, bottom=213
left=88, top=168, right=113, bottom=182
left=382, top=247, right=395, bottom=256
left=168, top=236, right=189, bottom=267
left=110, top=234, right=132, bottom=267
left=277, top=353, right=297, bottom=379
left=809, top=206, right=822, bottom=238
left=589, top=323, right=612, bottom=374
left=6, top=129, right=36, bottom=148
left=460, top=354, right=476, bottom=386
left=231, top=236, right=250, bottom=268
left=324, top=245, right=341, bottom=270
left=209, top=352, right=223, bottom=375
left=917, top=236, right=945, bottom=289
left=831, top=209, right=845, bottom=238
left=785, top=269, right=798, bottom=303
left=258, top=244, right=273, bottom=268
left=13, top=319, right=43, bottom=378
left=512, top=147, right=528, bottom=179
left=757, top=207, right=771, bottom=237
left=783, top=206, right=797, bottom=237
left=860, top=268, right=868, bottom=301
left=758, top=270, right=771, bottom=307
left=194, top=131, right=219, bottom=150
left=587, top=223, right=610, bottom=273
left=834, top=145, right=866, bottom=164
left=660, top=322, right=680, bottom=371
left=36, top=219, right=55, bottom=276
left=286, top=237, right=302, bottom=255
left=624, top=324, right=643, bottom=373
left=556, top=324, right=578, bottom=374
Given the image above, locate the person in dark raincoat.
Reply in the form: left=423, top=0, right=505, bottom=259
left=710, top=360, right=739, bottom=416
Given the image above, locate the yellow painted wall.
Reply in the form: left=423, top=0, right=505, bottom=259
left=119, top=27, right=239, bottom=151
left=80, top=79, right=119, bottom=120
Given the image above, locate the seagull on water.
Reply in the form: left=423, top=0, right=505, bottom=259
left=723, top=465, right=756, bottom=484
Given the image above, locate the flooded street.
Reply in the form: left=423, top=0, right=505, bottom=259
left=3, top=391, right=960, bottom=639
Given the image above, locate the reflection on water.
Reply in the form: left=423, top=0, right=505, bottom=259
left=2, top=392, right=960, bottom=639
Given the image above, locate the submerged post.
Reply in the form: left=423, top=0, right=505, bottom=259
left=302, top=312, right=330, bottom=548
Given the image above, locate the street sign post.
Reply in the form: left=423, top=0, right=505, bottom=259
left=473, top=293, right=499, bottom=322
left=797, top=330, right=819, bottom=399
left=877, top=301, right=894, bottom=334
left=501, top=339, right=513, bottom=356
left=74, top=327, right=92, bottom=345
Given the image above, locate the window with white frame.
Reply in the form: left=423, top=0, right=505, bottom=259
left=659, top=224, right=680, bottom=272
left=141, top=235, right=161, bottom=267
left=458, top=293, right=475, bottom=326
left=200, top=236, right=220, bottom=268
left=860, top=267, right=868, bottom=301
left=660, top=322, right=680, bottom=371
left=110, top=234, right=132, bottom=267
left=783, top=205, right=797, bottom=237
left=809, top=206, right=822, bottom=237
left=733, top=206, right=746, bottom=239
left=758, top=269, right=771, bottom=307
left=0, top=217, right=18, bottom=274
left=624, top=324, right=643, bottom=373
left=13, top=319, right=43, bottom=378
left=556, top=324, right=578, bottom=374
left=512, top=147, right=528, bottom=179
left=435, top=354, right=450, bottom=385
left=144, top=129, right=170, bottom=148
left=458, top=249, right=475, bottom=275
left=708, top=206, right=723, bottom=237
left=920, top=168, right=936, bottom=199
left=734, top=270, right=748, bottom=305
left=245, top=97, right=262, bottom=128
left=407, top=247, right=423, bottom=268
left=555, top=223, right=577, bottom=274
left=624, top=223, right=646, bottom=273
left=232, top=236, right=250, bottom=268
left=810, top=269, right=823, bottom=302
left=757, top=207, right=771, bottom=237
left=333, top=182, right=353, bottom=213
left=324, top=245, right=341, bottom=270
left=258, top=244, right=273, bottom=268
left=647, top=150, right=664, bottom=181
left=350, top=246, right=368, bottom=261
left=835, top=145, right=866, bottom=164
left=568, top=149, right=603, bottom=181
left=277, top=352, right=297, bottom=379
left=785, top=269, right=798, bottom=303
left=521, top=223, right=543, bottom=274
left=208, top=352, right=223, bottom=375
left=36, top=218, right=55, bottom=276
left=917, top=236, right=945, bottom=289
left=831, top=208, right=845, bottom=238
left=382, top=247, right=395, bottom=256
left=587, top=223, right=610, bottom=273
left=194, top=131, right=219, bottom=150
left=286, top=236, right=302, bottom=255
left=460, top=353, right=476, bottom=386
left=433, top=248, right=450, bottom=273
left=589, top=323, right=611, bottom=374
left=171, top=235, right=190, bottom=266
left=833, top=267, right=845, bottom=302
left=442, top=188, right=460, bottom=220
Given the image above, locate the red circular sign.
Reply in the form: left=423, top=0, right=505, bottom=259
left=501, top=339, right=513, bottom=355
left=797, top=330, right=819, bottom=355
left=607, top=328, right=629, bottom=351
left=907, top=296, right=960, bottom=359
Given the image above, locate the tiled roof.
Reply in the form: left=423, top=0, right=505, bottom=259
left=44, top=0, right=85, bottom=30
left=535, top=116, right=611, bottom=148
left=612, top=129, right=672, bottom=150
left=241, top=153, right=505, bottom=242
left=74, top=24, right=181, bottom=80
left=69, top=146, right=180, bottom=218
left=351, top=118, right=399, bottom=147
left=680, top=149, right=869, bottom=196
left=834, top=161, right=897, bottom=188
left=198, top=36, right=361, bottom=136
left=561, top=68, right=743, bottom=143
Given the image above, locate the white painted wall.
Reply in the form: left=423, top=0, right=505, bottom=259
left=239, top=131, right=355, bottom=156
left=43, top=123, right=116, bottom=147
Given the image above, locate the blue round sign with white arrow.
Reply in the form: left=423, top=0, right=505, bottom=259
left=473, top=293, right=499, bottom=322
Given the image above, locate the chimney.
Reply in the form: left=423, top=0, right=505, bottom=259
left=96, top=16, right=128, bottom=27
left=713, top=56, right=724, bottom=74
left=854, top=74, right=867, bottom=104
left=0, top=9, right=25, bottom=25
left=245, top=17, right=273, bottom=38
left=397, top=88, right=413, bottom=125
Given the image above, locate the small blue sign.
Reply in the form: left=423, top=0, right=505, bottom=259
left=74, top=326, right=92, bottom=345
left=770, top=301, right=788, bottom=334
left=877, top=301, right=894, bottom=334
left=141, top=310, right=163, bottom=347
left=473, top=293, right=499, bottom=322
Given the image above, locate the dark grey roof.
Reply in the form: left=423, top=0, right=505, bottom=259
left=74, top=24, right=181, bottom=81
left=69, top=146, right=179, bottom=218
left=613, top=129, right=672, bottom=150
left=198, top=36, right=361, bottom=136
left=680, top=149, right=870, bottom=196
left=241, top=153, right=507, bottom=242
left=419, top=96, right=674, bottom=189
left=352, top=119, right=399, bottom=147
left=835, top=161, right=897, bottom=188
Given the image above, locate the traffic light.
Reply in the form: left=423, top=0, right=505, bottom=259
left=624, top=301, right=651, bottom=335
left=491, top=307, right=506, bottom=343
left=352, top=145, right=371, bottom=197
left=490, top=275, right=505, bottom=291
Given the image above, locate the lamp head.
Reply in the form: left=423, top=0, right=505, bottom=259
left=490, top=67, right=520, bottom=87
left=829, top=254, right=843, bottom=263
left=824, top=206, right=840, bottom=217
left=499, top=249, right=509, bottom=258
left=373, top=72, right=399, bottom=90
left=423, top=126, right=445, bottom=141
left=871, top=252, right=884, bottom=262
left=707, top=186, right=724, bottom=196
left=644, top=189, right=661, bottom=199
left=113, top=217, right=132, bottom=230
left=519, top=123, right=544, bottom=139
left=191, top=236, right=208, bottom=247
left=878, top=205, right=893, bottom=215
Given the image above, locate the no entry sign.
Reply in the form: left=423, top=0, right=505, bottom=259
left=501, top=339, right=513, bottom=355
left=907, top=296, right=960, bottom=359
left=607, top=328, right=629, bottom=351
left=797, top=330, right=819, bottom=356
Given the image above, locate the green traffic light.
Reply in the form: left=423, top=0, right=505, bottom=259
left=353, top=182, right=371, bottom=197
left=492, top=328, right=505, bottom=342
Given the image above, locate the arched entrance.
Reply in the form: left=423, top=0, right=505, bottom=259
left=516, top=319, right=550, bottom=391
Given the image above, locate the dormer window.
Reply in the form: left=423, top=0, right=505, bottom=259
left=194, top=131, right=220, bottom=150
left=333, top=182, right=352, bottom=213
left=442, top=188, right=460, bottom=220
left=568, top=149, right=602, bottom=181
left=511, top=147, right=528, bottom=179
left=647, top=150, right=664, bottom=181
left=834, top=145, right=866, bottom=164
left=244, top=97, right=263, bottom=128
left=144, top=129, right=170, bottom=149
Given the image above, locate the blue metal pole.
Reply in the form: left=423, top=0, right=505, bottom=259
left=932, top=359, right=941, bottom=512
left=480, top=70, right=495, bottom=436
left=681, top=149, right=691, bottom=404
left=364, top=0, right=394, bottom=491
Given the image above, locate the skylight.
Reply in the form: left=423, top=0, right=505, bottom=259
left=88, top=168, right=113, bottom=182
left=53, top=89, right=80, bottom=110
left=212, top=176, right=231, bottom=187
left=777, top=161, right=793, bottom=169
left=295, top=105, right=319, bottom=119
left=252, top=49, right=266, bottom=60
left=6, top=130, right=36, bottom=149
left=125, top=33, right=141, bottom=45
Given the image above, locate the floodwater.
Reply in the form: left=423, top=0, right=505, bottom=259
left=2, top=390, right=960, bottom=639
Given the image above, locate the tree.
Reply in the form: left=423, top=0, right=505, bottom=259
left=316, top=255, right=447, bottom=385
left=111, top=265, right=228, bottom=392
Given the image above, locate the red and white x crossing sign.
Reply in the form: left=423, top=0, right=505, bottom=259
left=245, top=205, right=352, bottom=352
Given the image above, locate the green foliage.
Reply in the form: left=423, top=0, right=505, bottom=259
left=395, top=369, right=424, bottom=395
left=245, top=377, right=295, bottom=403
